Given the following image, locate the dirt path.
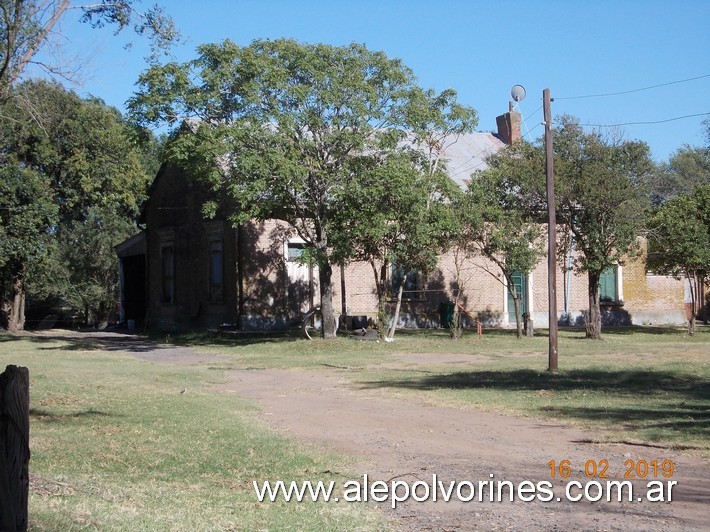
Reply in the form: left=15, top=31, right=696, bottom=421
left=223, top=368, right=709, bottom=531
left=30, top=330, right=710, bottom=530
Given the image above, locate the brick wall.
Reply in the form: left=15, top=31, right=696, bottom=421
left=143, top=165, right=238, bottom=331
left=145, top=185, right=688, bottom=330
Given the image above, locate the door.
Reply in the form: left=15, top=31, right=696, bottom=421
left=285, top=241, right=318, bottom=319
left=507, top=271, right=528, bottom=324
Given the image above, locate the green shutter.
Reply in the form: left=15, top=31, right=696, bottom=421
left=507, top=271, right=528, bottom=322
left=599, top=267, right=617, bottom=302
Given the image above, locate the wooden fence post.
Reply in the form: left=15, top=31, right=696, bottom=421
left=0, top=365, right=30, bottom=532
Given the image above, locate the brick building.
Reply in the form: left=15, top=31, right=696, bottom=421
left=116, top=109, right=697, bottom=332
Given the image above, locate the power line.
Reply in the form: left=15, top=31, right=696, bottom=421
left=556, top=73, right=710, bottom=100
left=557, top=111, right=710, bottom=128
left=448, top=105, right=544, bottom=179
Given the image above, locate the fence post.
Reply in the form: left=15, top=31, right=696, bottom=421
left=0, top=365, right=30, bottom=532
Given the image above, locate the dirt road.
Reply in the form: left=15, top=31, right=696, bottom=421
left=223, top=367, right=709, bottom=531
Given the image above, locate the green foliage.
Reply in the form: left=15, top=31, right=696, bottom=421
left=0, top=0, right=178, bottom=93
left=553, top=118, right=653, bottom=276
left=0, top=165, right=57, bottom=300
left=130, top=39, right=475, bottom=337
left=647, top=145, right=710, bottom=204
left=39, top=206, right=138, bottom=322
left=1, top=80, right=157, bottom=326
left=648, top=185, right=710, bottom=278
left=331, top=87, right=477, bottom=334
left=478, top=116, right=655, bottom=339
left=458, top=165, right=546, bottom=337
left=6, top=80, right=150, bottom=221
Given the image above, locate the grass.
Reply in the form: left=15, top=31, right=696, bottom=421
left=1, top=325, right=707, bottom=529
left=0, top=334, right=386, bottom=531
left=176, top=326, right=710, bottom=452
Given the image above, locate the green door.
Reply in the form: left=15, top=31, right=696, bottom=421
left=507, top=271, right=528, bottom=323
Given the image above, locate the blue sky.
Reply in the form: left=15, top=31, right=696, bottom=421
left=49, top=0, right=710, bottom=162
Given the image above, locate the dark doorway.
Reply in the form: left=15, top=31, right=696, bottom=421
left=120, top=254, right=146, bottom=326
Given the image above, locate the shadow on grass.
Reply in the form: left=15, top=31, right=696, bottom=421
left=162, top=330, right=302, bottom=348
left=30, top=408, right=114, bottom=423
left=0, top=328, right=301, bottom=353
left=362, top=368, right=708, bottom=397
left=480, top=325, right=704, bottom=339
left=361, top=368, right=710, bottom=439
left=547, top=405, right=710, bottom=440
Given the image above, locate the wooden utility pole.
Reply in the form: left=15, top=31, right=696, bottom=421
left=544, top=88, right=558, bottom=371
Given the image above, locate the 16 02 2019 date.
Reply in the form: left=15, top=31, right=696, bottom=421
left=548, top=459, right=675, bottom=479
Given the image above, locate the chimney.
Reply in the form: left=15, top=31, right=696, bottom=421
left=495, top=101, right=522, bottom=145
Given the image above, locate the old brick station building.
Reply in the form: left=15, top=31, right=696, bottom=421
left=116, top=108, right=700, bottom=332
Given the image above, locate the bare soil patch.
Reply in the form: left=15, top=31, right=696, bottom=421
left=222, top=368, right=709, bottom=531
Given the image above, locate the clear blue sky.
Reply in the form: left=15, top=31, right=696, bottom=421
left=51, top=0, right=710, bottom=162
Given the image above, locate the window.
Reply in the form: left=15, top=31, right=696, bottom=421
left=599, top=266, right=618, bottom=303
left=287, top=242, right=306, bottom=261
left=209, top=240, right=224, bottom=302
left=392, top=266, right=421, bottom=300
left=161, top=244, right=175, bottom=303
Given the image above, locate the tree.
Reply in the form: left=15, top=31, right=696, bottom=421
left=0, top=80, right=153, bottom=329
left=555, top=119, right=654, bottom=339
left=648, top=185, right=710, bottom=335
left=647, top=145, right=710, bottom=204
left=0, top=165, right=57, bottom=331
left=0, top=0, right=178, bottom=95
left=458, top=163, right=546, bottom=338
left=339, top=88, right=477, bottom=338
left=130, top=39, right=423, bottom=338
left=339, top=152, right=460, bottom=338
left=483, top=117, right=654, bottom=339
left=38, top=206, right=137, bottom=325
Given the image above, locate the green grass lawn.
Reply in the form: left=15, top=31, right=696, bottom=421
left=0, top=326, right=707, bottom=530
left=0, top=334, right=385, bottom=531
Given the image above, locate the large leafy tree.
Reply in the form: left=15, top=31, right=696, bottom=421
left=339, top=152, right=460, bottom=338
left=339, top=88, right=477, bottom=337
left=37, top=205, right=138, bottom=326
left=130, top=39, right=426, bottom=338
left=647, top=145, right=710, bottom=203
left=0, top=165, right=57, bottom=330
left=484, top=117, right=654, bottom=339
left=0, top=0, right=178, bottom=95
left=648, top=185, right=710, bottom=335
left=456, top=155, right=546, bottom=338
left=1, top=80, right=154, bottom=329
left=555, top=119, right=654, bottom=339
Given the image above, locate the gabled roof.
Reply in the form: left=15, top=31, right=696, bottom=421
left=115, top=231, right=146, bottom=257
left=439, top=132, right=506, bottom=189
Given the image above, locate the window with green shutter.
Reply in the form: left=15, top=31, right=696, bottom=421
left=599, top=266, right=618, bottom=302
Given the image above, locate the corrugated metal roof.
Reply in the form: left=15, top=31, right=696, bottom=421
left=439, top=132, right=506, bottom=189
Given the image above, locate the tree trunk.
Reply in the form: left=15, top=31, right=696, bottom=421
left=370, top=260, right=389, bottom=339
left=449, top=253, right=464, bottom=340
left=0, top=365, right=30, bottom=532
left=377, top=262, right=388, bottom=338
left=387, top=282, right=404, bottom=340
left=586, top=270, right=602, bottom=340
left=5, top=278, right=26, bottom=332
left=512, top=292, right=522, bottom=339
left=686, top=272, right=696, bottom=336
left=318, top=262, right=338, bottom=339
